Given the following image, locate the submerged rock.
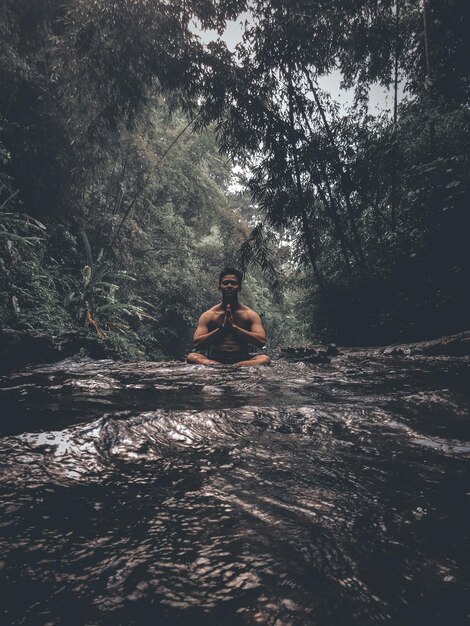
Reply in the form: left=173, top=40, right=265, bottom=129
left=278, top=343, right=339, bottom=363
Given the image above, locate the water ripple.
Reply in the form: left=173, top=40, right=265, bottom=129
left=0, top=355, right=469, bottom=624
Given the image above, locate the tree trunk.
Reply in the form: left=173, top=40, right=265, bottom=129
left=391, top=0, right=400, bottom=229
left=300, top=207, right=325, bottom=290
left=285, top=65, right=326, bottom=290
left=422, top=0, right=435, bottom=155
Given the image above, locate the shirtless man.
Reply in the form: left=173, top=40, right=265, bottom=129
left=186, top=268, right=271, bottom=367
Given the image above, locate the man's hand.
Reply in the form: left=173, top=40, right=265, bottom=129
left=230, top=310, right=266, bottom=348
left=193, top=311, right=225, bottom=349
left=222, top=304, right=234, bottom=329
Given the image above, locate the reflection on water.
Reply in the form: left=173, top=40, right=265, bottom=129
left=0, top=354, right=469, bottom=625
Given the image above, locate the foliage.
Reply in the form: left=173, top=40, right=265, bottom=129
left=1, top=0, right=468, bottom=356
left=201, top=0, right=469, bottom=344
left=0, top=0, right=280, bottom=359
left=0, top=99, right=279, bottom=358
left=0, top=0, right=246, bottom=216
left=0, top=178, right=73, bottom=333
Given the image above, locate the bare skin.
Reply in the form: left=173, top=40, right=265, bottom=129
left=186, top=274, right=271, bottom=368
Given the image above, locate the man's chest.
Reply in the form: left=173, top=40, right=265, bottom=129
left=210, top=310, right=251, bottom=329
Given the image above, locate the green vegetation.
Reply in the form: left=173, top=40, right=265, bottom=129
left=0, top=114, right=259, bottom=358
left=0, top=1, right=468, bottom=356
left=207, top=0, right=469, bottom=345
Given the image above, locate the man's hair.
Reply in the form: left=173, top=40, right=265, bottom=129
left=219, top=267, right=243, bottom=286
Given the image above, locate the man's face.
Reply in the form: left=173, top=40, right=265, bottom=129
left=219, top=274, right=241, bottom=299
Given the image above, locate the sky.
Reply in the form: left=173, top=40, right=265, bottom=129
left=193, top=14, right=402, bottom=114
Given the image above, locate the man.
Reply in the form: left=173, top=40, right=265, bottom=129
left=186, top=268, right=271, bottom=367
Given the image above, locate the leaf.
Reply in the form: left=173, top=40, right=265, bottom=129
left=93, top=281, right=120, bottom=290
left=80, top=231, right=94, bottom=268
left=64, top=292, right=77, bottom=306
left=0, top=233, right=38, bottom=245
left=12, top=295, right=20, bottom=315
left=0, top=190, right=19, bottom=212
left=96, top=303, right=140, bottom=314
left=82, top=265, right=92, bottom=289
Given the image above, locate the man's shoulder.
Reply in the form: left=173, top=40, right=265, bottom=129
left=238, top=304, right=261, bottom=319
left=200, top=304, right=223, bottom=318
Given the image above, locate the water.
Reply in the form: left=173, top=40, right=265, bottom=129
left=0, top=353, right=469, bottom=625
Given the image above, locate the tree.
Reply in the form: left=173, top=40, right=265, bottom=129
left=200, top=0, right=469, bottom=343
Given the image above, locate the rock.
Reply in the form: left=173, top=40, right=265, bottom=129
left=278, top=332, right=470, bottom=363
left=375, top=330, right=470, bottom=357
left=278, top=343, right=339, bottom=364
left=0, top=328, right=107, bottom=373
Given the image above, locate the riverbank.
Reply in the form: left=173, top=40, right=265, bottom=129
left=1, top=327, right=469, bottom=373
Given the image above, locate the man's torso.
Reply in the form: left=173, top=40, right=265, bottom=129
left=206, top=304, right=254, bottom=354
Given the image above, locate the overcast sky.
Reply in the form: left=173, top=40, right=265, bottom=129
left=194, top=15, right=402, bottom=114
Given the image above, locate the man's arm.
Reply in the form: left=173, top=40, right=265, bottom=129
left=232, top=311, right=267, bottom=348
left=193, top=312, right=224, bottom=349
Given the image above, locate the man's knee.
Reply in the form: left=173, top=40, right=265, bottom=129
left=234, top=354, right=271, bottom=367
left=186, top=352, right=202, bottom=364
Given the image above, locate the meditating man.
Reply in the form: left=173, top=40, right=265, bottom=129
left=186, top=268, right=271, bottom=367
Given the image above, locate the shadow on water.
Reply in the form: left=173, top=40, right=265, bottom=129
left=0, top=354, right=469, bottom=625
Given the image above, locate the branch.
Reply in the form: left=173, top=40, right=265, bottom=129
left=104, top=109, right=202, bottom=262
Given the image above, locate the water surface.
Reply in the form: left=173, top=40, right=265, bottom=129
left=0, top=354, right=469, bottom=625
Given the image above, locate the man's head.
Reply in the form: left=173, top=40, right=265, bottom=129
left=219, top=267, right=243, bottom=299
left=219, top=267, right=243, bottom=286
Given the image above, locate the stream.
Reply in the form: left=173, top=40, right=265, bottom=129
left=0, top=353, right=469, bottom=625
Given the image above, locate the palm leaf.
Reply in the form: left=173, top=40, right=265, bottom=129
left=80, top=231, right=94, bottom=268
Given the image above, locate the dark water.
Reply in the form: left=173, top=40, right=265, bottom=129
left=0, top=353, right=469, bottom=625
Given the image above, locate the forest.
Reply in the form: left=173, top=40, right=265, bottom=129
left=1, top=4, right=470, bottom=624
left=1, top=0, right=468, bottom=359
